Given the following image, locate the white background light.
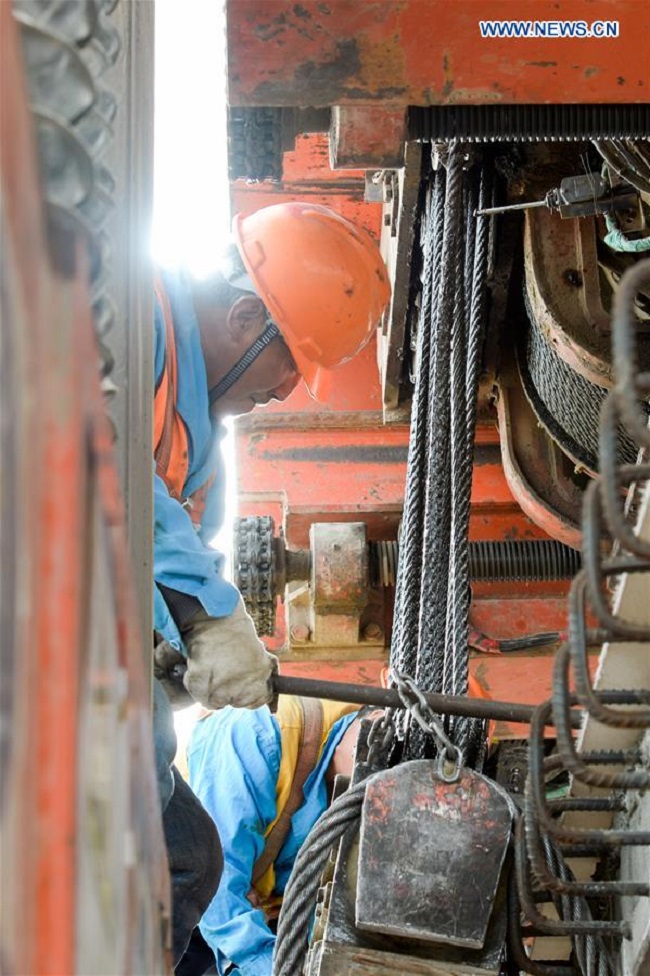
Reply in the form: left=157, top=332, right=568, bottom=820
left=152, top=0, right=231, bottom=277
left=152, top=0, right=236, bottom=746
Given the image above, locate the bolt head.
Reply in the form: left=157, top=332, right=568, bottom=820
left=290, top=624, right=311, bottom=643
left=363, top=622, right=384, bottom=641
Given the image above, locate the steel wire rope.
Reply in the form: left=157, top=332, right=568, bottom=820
left=389, top=171, right=441, bottom=680
left=540, top=833, right=615, bottom=976
left=272, top=781, right=367, bottom=976
left=444, top=170, right=471, bottom=714
left=448, top=167, right=493, bottom=752
left=390, top=146, right=493, bottom=759
left=410, top=146, right=465, bottom=757
left=517, top=808, right=616, bottom=975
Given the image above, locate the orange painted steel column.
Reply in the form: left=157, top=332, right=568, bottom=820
left=1, top=7, right=80, bottom=973
left=1, top=8, right=169, bottom=973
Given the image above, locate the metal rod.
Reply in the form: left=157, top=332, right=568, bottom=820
left=273, top=674, right=582, bottom=727
left=476, top=199, right=547, bottom=216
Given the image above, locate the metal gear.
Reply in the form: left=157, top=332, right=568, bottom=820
left=233, top=515, right=277, bottom=636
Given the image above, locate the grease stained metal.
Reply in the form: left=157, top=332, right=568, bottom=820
left=258, top=445, right=409, bottom=464
left=356, top=762, right=512, bottom=948
left=229, top=1, right=650, bottom=106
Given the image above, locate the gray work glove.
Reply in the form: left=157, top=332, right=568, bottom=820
left=153, top=638, right=195, bottom=709
left=181, top=597, right=278, bottom=709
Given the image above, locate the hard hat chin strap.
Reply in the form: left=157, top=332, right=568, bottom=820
left=208, top=319, right=281, bottom=407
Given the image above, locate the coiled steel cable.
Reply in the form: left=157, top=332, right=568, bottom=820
left=515, top=819, right=619, bottom=976
left=541, top=834, right=616, bottom=976
left=515, top=260, right=650, bottom=973
left=521, top=302, right=645, bottom=472
left=272, top=781, right=366, bottom=976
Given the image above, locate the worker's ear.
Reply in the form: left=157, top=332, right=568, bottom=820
left=227, top=294, right=268, bottom=340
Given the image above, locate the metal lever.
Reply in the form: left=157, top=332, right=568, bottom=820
left=273, top=673, right=585, bottom=728
left=156, top=654, right=648, bottom=729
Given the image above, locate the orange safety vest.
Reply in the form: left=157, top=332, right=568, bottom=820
left=153, top=276, right=214, bottom=528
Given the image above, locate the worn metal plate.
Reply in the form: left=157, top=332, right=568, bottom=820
left=307, top=818, right=508, bottom=975
left=356, top=762, right=512, bottom=948
left=227, top=1, right=650, bottom=108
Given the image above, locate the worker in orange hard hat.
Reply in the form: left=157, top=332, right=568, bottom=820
left=153, top=202, right=390, bottom=703
left=151, top=202, right=390, bottom=966
left=229, top=202, right=391, bottom=402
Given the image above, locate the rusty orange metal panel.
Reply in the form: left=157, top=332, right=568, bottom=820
left=330, top=105, right=408, bottom=169
left=237, top=425, right=409, bottom=525
left=236, top=420, right=541, bottom=545
left=470, top=594, right=569, bottom=637
left=469, top=510, right=557, bottom=542
left=1, top=8, right=169, bottom=973
left=1, top=9, right=79, bottom=972
left=280, top=658, right=388, bottom=688
left=227, top=0, right=650, bottom=107
left=282, top=132, right=366, bottom=183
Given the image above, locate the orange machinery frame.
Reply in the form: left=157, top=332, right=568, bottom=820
left=225, top=0, right=648, bottom=733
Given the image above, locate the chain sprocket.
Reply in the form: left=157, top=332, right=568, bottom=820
left=233, top=515, right=277, bottom=635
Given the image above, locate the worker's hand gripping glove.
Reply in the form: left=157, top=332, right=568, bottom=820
left=181, top=596, right=278, bottom=709
left=154, top=637, right=196, bottom=709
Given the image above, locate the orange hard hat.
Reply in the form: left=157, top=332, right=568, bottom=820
left=232, top=203, right=391, bottom=399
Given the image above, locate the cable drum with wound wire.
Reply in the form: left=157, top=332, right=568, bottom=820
left=518, top=297, right=648, bottom=473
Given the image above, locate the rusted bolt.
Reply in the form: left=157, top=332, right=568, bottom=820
left=363, top=622, right=384, bottom=641
left=290, top=624, right=310, bottom=644
left=563, top=269, right=583, bottom=288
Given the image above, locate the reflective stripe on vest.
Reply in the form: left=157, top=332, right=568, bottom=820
left=153, top=276, right=213, bottom=528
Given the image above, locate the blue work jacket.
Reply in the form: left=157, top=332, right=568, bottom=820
left=153, top=270, right=239, bottom=649
left=187, top=706, right=358, bottom=976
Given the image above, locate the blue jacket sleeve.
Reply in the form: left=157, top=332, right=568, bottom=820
left=188, top=710, right=280, bottom=976
left=153, top=472, right=239, bottom=645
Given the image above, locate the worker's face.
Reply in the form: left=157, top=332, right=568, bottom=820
left=208, top=295, right=301, bottom=418
left=216, top=338, right=301, bottom=417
